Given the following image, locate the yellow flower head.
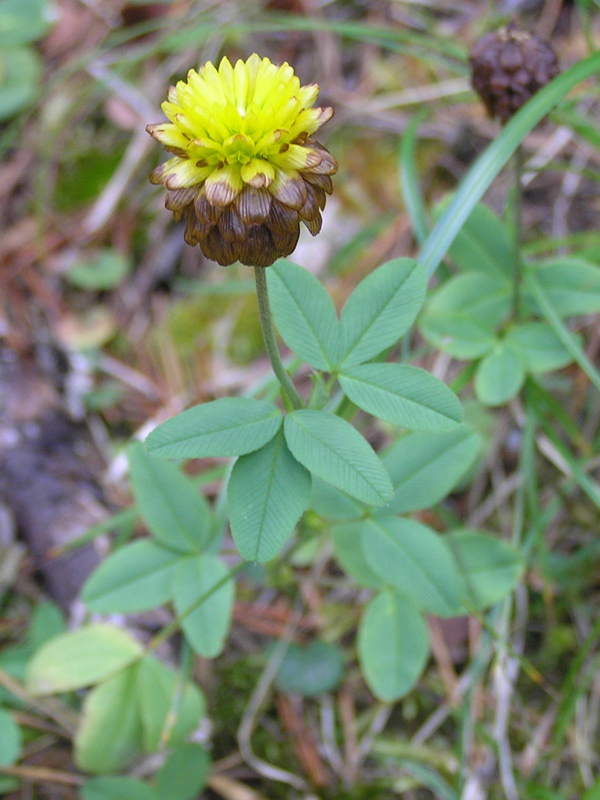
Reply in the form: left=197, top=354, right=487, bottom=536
left=147, top=54, right=338, bottom=267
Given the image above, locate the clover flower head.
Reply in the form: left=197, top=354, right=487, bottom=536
left=470, top=25, right=559, bottom=124
left=147, top=53, right=338, bottom=267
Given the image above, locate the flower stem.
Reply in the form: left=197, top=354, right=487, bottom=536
left=511, top=145, right=524, bottom=321
left=254, top=266, right=303, bottom=410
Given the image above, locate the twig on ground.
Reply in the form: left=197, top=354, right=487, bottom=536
left=427, top=617, right=458, bottom=698
left=338, top=685, right=360, bottom=786
left=275, top=694, right=329, bottom=787
left=0, top=765, right=83, bottom=786
left=0, top=669, right=78, bottom=735
left=237, top=596, right=308, bottom=791
left=319, top=695, right=345, bottom=778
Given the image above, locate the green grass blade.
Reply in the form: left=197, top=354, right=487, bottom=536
left=552, top=106, right=600, bottom=152
left=536, top=415, right=600, bottom=512
left=551, top=613, right=600, bottom=753
left=398, top=111, right=429, bottom=245
left=157, top=16, right=467, bottom=65
left=417, top=51, right=600, bottom=278
left=524, top=270, right=600, bottom=396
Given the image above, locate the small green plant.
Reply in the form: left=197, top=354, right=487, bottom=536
left=419, top=202, right=600, bottom=406
left=4, top=31, right=600, bottom=800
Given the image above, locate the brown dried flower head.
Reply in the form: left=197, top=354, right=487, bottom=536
left=147, top=54, right=337, bottom=267
left=470, top=25, right=559, bottom=124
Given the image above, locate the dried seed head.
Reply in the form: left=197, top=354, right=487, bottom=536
left=147, top=54, right=337, bottom=267
left=470, top=25, right=559, bottom=124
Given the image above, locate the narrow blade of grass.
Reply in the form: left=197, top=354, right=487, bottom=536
left=398, top=110, right=430, bottom=246
left=525, top=270, right=600, bottom=397
left=418, top=51, right=600, bottom=278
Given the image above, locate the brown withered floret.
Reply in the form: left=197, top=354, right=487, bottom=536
left=151, top=144, right=336, bottom=267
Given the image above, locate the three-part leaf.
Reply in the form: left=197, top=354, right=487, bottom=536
left=339, top=363, right=462, bottom=432
left=228, top=429, right=311, bottom=562
left=284, top=410, right=393, bottom=506
left=145, top=398, right=282, bottom=459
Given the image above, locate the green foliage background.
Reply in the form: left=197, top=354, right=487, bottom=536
left=2, top=1, right=600, bottom=799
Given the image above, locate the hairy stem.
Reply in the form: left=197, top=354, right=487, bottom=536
left=254, top=266, right=303, bottom=410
